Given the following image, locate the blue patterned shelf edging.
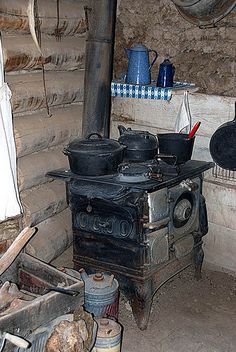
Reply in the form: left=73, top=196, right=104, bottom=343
left=111, top=81, right=196, bottom=101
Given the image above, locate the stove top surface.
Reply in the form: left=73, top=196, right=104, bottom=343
left=48, top=160, right=214, bottom=193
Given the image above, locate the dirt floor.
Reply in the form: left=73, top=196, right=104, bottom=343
left=52, top=248, right=236, bottom=352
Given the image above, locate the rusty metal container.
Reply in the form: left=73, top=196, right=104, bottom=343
left=92, top=318, right=122, bottom=352
left=79, top=270, right=119, bottom=319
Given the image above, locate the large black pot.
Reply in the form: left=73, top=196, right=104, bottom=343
left=64, top=133, right=125, bottom=176
left=118, top=125, right=158, bottom=162
left=157, top=133, right=195, bottom=165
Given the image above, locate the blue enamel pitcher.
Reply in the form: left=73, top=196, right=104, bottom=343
left=125, top=44, right=158, bottom=85
left=157, top=59, right=175, bottom=88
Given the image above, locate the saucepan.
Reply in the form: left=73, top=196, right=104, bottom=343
left=156, top=122, right=201, bottom=165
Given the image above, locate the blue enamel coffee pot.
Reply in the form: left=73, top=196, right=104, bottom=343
left=157, top=59, right=175, bottom=88
left=125, top=44, right=158, bottom=85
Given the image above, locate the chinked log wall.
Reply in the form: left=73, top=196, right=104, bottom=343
left=0, top=0, right=88, bottom=261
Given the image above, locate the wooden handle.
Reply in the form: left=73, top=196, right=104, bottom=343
left=0, top=227, right=36, bottom=276
left=188, top=121, right=201, bottom=139
left=5, top=333, right=30, bottom=349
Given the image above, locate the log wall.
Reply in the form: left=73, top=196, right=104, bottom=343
left=0, top=0, right=88, bottom=262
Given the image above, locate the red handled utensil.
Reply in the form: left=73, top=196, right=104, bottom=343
left=188, top=121, right=201, bottom=139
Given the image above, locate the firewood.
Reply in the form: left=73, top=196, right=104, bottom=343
left=45, top=320, right=86, bottom=352
left=0, top=281, right=28, bottom=311
left=0, top=227, right=36, bottom=276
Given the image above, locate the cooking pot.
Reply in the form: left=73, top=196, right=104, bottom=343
left=118, top=125, right=158, bottom=162
left=157, top=133, right=195, bottom=165
left=63, top=133, right=125, bottom=176
left=209, top=102, right=236, bottom=171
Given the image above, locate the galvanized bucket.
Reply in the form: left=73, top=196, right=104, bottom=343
left=92, top=318, right=122, bottom=352
left=171, top=0, right=236, bottom=27
left=79, top=270, right=119, bottom=319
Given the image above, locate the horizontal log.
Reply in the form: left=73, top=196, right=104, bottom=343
left=204, top=221, right=236, bottom=275
left=18, top=148, right=68, bottom=191
left=111, top=93, right=235, bottom=137
left=203, top=181, right=236, bottom=231
left=25, top=208, right=72, bottom=262
left=2, top=34, right=85, bottom=72
left=14, top=104, right=83, bottom=158
left=21, top=181, right=67, bottom=227
left=0, top=0, right=87, bottom=35
left=7, top=70, right=84, bottom=114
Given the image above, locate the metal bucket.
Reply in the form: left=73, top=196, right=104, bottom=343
left=80, top=270, right=119, bottom=319
left=92, top=318, right=122, bottom=352
left=171, top=0, right=236, bottom=27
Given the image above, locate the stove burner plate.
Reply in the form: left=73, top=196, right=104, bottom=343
left=116, top=160, right=164, bottom=183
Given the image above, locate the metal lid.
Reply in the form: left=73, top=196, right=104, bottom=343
left=95, top=318, right=121, bottom=338
left=118, top=128, right=157, bottom=151
left=84, top=273, right=119, bottom=294
left=66, top=133, right=122, bottom=154
left=130, top=44, right=148, bottom=52
left=161, top=59, right=172, bottom=66
left=118, top=162, right=150, bottom=176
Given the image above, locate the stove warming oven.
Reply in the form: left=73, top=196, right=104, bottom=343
left=49, top=159, right=213, bottom=330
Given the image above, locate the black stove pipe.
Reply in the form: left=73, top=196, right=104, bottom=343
left=82, top=0, right=117, bottom=138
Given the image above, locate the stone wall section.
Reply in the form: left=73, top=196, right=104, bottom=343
left=114, top=0, right=236, bottom=97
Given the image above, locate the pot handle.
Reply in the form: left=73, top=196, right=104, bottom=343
left=148, top=49, right=158, bottom=70
left=86, top=133, right=103, bottom=140
left=63, top=148, right=71, bottom=156
left=156, top=153, right=177, bottom=166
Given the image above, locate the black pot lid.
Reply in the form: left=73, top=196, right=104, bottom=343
left=118, top=129, right=158, bottom=150
left=67, top=133, right=122, bottom=153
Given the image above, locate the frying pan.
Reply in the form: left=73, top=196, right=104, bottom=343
left=209, top=102, right=236, bottom=171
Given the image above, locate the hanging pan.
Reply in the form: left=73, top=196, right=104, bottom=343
left=209, top=102, right=236, bottom=171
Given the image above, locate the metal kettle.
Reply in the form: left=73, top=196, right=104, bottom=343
left=125, top=44, right=158, bottom=85
left=157, top=59, right=175, bottom=88
left=118, top=125, right=158, bottom=162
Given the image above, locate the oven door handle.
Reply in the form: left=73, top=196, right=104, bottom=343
left=143, top=217, right=170, bottom=230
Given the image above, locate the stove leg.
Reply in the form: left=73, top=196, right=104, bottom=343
left=122, top=279, right=153, bottom=331
left=194, top=242, right=204, bottom=280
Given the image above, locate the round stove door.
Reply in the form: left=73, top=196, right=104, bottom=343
left=168, top=177, right=201, bottom=238
left=173, top=193, right=194, bottom=228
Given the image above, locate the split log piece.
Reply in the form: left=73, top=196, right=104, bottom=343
left=14, top=104, right=83, bottom=158
left=2, top=34, right=86, bottom=72
left=7, top=70, right=84, bottom=114
left=0, top=227, right=36, bottom=276
left=0, top=0, right=88, bottom=35
left=18, top=148, right=69, bottom=192
left=25, top=208, right=73, bottom=263
left=21, top=181, right=68, bottom=227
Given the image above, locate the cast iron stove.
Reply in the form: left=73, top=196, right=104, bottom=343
left=48, top=159, right=214, bottom=330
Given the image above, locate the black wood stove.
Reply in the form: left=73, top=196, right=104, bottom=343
left=48, top=158, right=213, bottom=330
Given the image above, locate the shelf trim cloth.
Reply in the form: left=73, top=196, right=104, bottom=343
left=0, top=35, right=22, bottom=221
left=111, top=81, right=196, bottom=101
